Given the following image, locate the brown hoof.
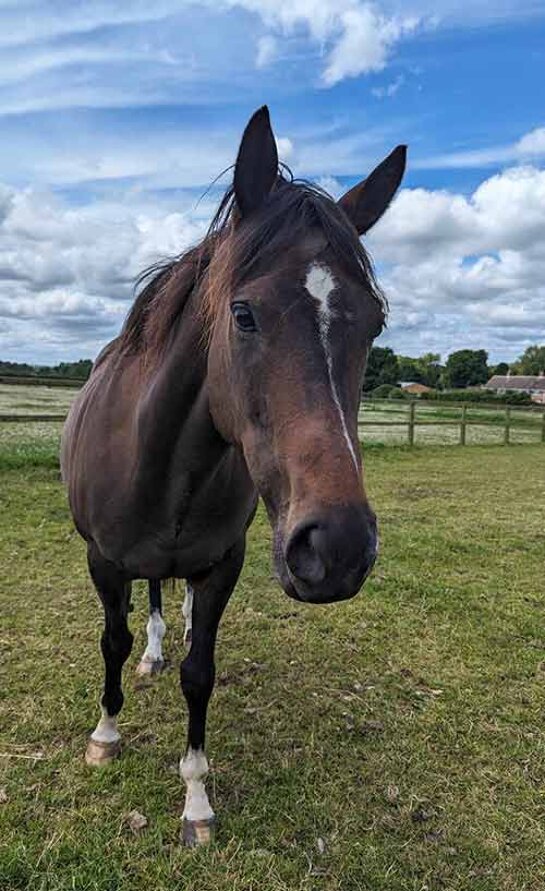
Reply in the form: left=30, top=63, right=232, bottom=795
left=135, top=658, right=165, bottom=677
left=181, top=816, right=216, bottom=847
left=85, top=737, right=121, bottom=767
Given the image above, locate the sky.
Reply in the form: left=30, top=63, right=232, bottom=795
left=0, top=0, right=544, bottom=364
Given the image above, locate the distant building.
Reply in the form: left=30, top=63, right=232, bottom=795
left=485, top=373, right=545, bottom=404
left=399, top=381, right=434, bottom=395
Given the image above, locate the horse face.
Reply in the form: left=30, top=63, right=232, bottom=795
left=208, top=107, right=406, bottom=604
left=212, top=249, right=383, bottom=603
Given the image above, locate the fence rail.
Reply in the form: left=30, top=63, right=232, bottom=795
left=1, top=398, right=544, bottom=446
left=358, top=400, right=545, bottom=445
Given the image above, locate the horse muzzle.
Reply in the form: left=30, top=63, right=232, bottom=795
left=277, top=504, right=378, bottom=604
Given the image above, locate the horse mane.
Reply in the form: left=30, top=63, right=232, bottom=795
left=118, top=170, right=387, bottom=357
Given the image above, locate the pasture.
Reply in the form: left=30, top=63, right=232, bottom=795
left=1, top=428, right=544, bottom=890
left=1, top=382, right=544, bottom=455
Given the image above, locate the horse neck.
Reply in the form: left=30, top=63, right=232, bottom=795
left=136, top=287, right=224, bottom=456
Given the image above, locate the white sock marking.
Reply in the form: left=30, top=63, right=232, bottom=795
left=305, top=262, right=359, bottom=470
left=180, top=747, right=214, bottom=821
left=139, top=609, right=166, bottom=665
left=91, top=706, right=120, bottom=744
left=182, top=584, right=193, bottom=646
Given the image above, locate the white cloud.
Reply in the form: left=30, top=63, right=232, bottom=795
left=256, top=35, right=278, bottom=68
left=0, top=185, right=206, bottom=361
left=371, top=73, right=405, bottom=98
left=418, top=126, right=545, bottom=170
left=322, top=8, right=418, bottom=86
left=225, top=0, right=422, bottom=85
left=1, top=161, right=545, bottom=364
left=516, top=127, right=545, bottom=156
left=276, top=136, right=294, bottom=161
left=369, top=164, right=545, bottom=358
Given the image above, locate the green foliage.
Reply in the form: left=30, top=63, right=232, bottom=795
left=371, top=384, right=399, bottom=398
left=512, top=344, right=545, bottom=375
left=443, top=349, right=489, bottom=389
left=491, top=361, right=509, bottom=376
left=398, top=353, right=443, bottom=388
left=388, top=387, right=410, bottom=399
left=420, top=388, right=533, bottom=406
left=363, top=347, right=399, bottom=391
left=0, top=358, right=92, bottom=380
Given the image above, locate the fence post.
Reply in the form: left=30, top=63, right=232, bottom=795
left=542, top=408, right=545, bottom=444
left=504, top=407, right=511, bottom=445
left=460, top=404, right=467, bottom=445
left=408, top=401, right=415, bottom=446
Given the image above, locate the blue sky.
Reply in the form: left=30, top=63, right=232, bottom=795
left=1, top=0, right=544, bottom=364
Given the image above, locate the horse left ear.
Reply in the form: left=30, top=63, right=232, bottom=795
left=234, top=106, right=279, bottom=218
left=338, top=145, right=407, bottom=235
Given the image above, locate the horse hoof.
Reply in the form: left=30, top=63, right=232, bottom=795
left=85, top=737, right=121, bottom=767
left=181, top=817, right=216, bottom=847
left=184, top=628, right=192, bottom=648
left=135, top=658, right=165, bottom=677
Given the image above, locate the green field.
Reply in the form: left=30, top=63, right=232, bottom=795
left=1, top=433, right=544, bottom=890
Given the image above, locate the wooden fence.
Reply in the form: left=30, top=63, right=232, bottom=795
left=358, top=399, right=545, bottom=446
left=1, top=378, right=544, bottom=446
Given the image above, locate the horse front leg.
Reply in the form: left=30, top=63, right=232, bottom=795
left=85, top=544, right=134, bottom=766
left=179, top=538, right=245, bottom=847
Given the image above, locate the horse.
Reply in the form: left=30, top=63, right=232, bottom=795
left=61, top=106, right=406, bottom=846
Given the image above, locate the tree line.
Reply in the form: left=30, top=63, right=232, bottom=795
left=0, top=359, right=93, bottom=380
left=1, top=343, right=544, bottom=391
left=363, top=344, right=545, bottom=392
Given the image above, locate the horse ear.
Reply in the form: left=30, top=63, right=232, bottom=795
left=338, top=145, right=407, bottom=235
left=234, top=106, right=278, bottom=217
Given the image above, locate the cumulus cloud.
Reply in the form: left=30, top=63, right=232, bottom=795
left=368, top=164, right=545, bottom=357
left=2, top=161, right=545, bottom=364
left=0, top=186, right=206, bottom=361
left=226, top=0, right=421, bottom=85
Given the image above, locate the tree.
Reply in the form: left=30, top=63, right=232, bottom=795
left=491, top=361, right=509, bottom=377
left=513, top=345, right=545, bottom=375
left=363, top=347, right=399, bottom=392
left=444, top=349, right=488, bottom=389
left=397, top=355, right=425, bottom=384
left=398, top=353, right=443, bottom=388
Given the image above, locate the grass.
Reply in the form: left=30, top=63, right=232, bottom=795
left=1, top=437, right=545, bottom=890
left=0, top=384, right=76, bottom=415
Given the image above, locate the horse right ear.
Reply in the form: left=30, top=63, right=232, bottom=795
left=338, top=145, right=407, bottom=235
left=234, top=106, right=278, bottom=218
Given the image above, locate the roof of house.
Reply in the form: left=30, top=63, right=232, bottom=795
left=486, top=375, right=545, bottom=391
left=400, top=382, right=433, bottom=393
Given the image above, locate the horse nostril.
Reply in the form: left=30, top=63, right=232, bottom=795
left=285, top=524, right=326, bottom=584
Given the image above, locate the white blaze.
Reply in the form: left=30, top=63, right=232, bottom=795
left=180, top=747, right=214, bottom=821
left=305, top=262, right=359, bottom=470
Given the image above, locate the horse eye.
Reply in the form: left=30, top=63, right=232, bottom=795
left=231, top=301, right=257, bottom=332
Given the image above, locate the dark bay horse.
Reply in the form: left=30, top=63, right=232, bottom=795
left=61, top=106, right=406, bottom=846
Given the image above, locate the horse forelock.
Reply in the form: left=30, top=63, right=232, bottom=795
left=119, top=173, right=387, bottom=359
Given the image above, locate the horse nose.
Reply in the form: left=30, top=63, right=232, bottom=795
left=285, top=523, right=327, bottom=585
left=284, top=507, right=378, bottom=604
